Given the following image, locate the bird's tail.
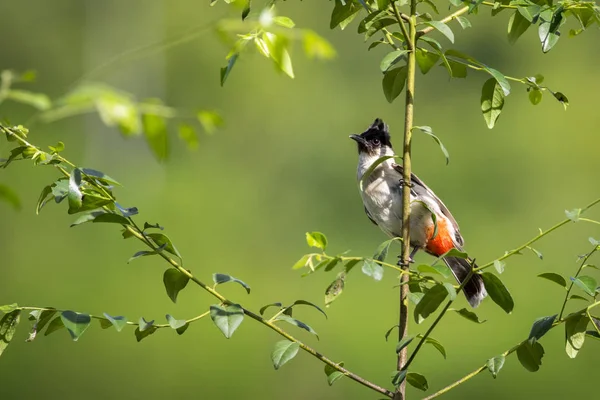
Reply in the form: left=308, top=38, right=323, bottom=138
left=443, top=256, right=487, bottom=308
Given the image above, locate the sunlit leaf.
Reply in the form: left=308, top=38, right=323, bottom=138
left=67, top=168, right=83, bottom=213
left=415, top=48, right=440, bottom=75
left=103, top=313, right=128, bottom=332
left=142, top=110, right=168, bottom=161
left=166, top=314, right=187, bottom=330
left=197, top=110, right=223, bottom=135
left=380, top=50, right=409, bottom=73
left=362, top=259, right=384, bottom=281
left=565, top=313, right=588, bottom=358
left=330, top=0, right=362, bottom=30
left=271, top=340, right=300, bottom=370
left=302, top=30, right=336, bottom=60
left=571, top=276, right=597, bottom=297
left=306, top=232, right=327, bottom=250
left=178, top=124, right=199, bottom=150
left=274, top=314, right=318, bottom=338
left=324, top=362, right=346, bottom=385
left=424, top=21, right=454, bottom=43
left=487, top=355, right=505, bottom=378
left=565, top=208, right=581, bottom=222
left=210, top=304, right=244, bottom=338
left=6, top=89, right=51, bottom=110
left=480, top=78, right=505, bottom=129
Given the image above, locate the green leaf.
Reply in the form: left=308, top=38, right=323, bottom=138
left=103, top=313, right=128, bottom=332
left=241, top=0, right=250, bottom=20
left=324, top=362, right=345, bottom=386
left=407, top=372, right=428, bottom=391
left=487, top=355, right=505, bottom=378
left=412, top=125, right=449, bottom=165
left=529, top=89, right=542, bottom=105
left=259, top=302, right=283, bottom=316
left=325, top=273, right=345, bottom=307
left=538, top=9, right=560, bottom=53
left=493, top=260, right=506, bottom=274
left=178, top=124, right=199, bottom=150
left=565, top=208, right=581, bottom=222
left=263, top=33, right=294, bottom=79
left=571, top=276, right=597, bottom=297
left=482, top=273, right=514, bottom=313
left=414, top=284, right=448, bottom=324
left=374, top=238, right=399, bottom=262
left=480, top=78, right=505, bottom=129
left=424, top=21, right=454, bottom=43
left=138, top=317, right=154, bottom=332
left=210, top=304, right=244, bottom=338
left=421, top=335, right=447, bottom=359
left=142, top=111, right=168, bottom=161
left=551, top=91, right=569, bottom=109
left=362, top=259, right=384, bottom=281
left=380, top=50, right=409, bottom=72
left=44, top=316, right=65, bottom=336
left=93, top=213, right=131, bottom=225
left=508, top=11, right=531, bottom=44
left=306, top=232, right=327, bottom=250
left=166, top=314, right=187, bottom=330
left=35, top=185, right=53, bottom=214
left=220, top=53, right=238, bottom=86
left=455, top=16, right=471, bottom=29
left=134, top=323, right=157, bottom=342
left=27, top=309, right=57, bottom=342
left=565, top=313, right=588, bottom=358
left=443, top=282, right=457, bottom=301
left=163, top=268, right=190, bottom=303
left=385, top=325, right=399, bottom=341
left=60, top=311, right=91, bottom=341
left=0, top=304, right=19, bottom=313
left=67, top=168, right=83, bottom=213
left=128, top=250, right=158, bottom=263
left=382, top=66, right=408, bottom=103
left=392, top=370, right=407, bottom=387
left=0, top=310, right=21, bottom=357
left=292, top=254, right=311, bottom=270
left=330, top=0, right=361, bottom=30
left=417, top=264, right=452, bottom=279
left=213, top=273, right=251, bottom=294
left=408, top=292, right=425, bottom=305
left=290, top=300, right=327, bottom=319
left=80, top=168, right=121, bottom=186
left=274, top=16, right=295, bottom=28
left=451, top=308, right=486, bottom=324
left=415, top=48, right=440, bottom=75
left=274, top=314, right=318, bottom=338
left=147, top=233, right=181, bottom=259
left=271, top=340, right=300, bottom=370
left=569, top=294, right=589, bottom=302
left=486, top=67, right=511, bottom=96
left=197, top=110, right=223, bottom=135
left=529, top=314, right=557, bottom=341
left=517, top=340, right=545, bottom=372
left=6, top=89, right=51, bottom=110
left=537, top=272, right=567, bottom=289
left=396, top=335, right=415, bottom=354
left=0, top=184, right=20, bottom=210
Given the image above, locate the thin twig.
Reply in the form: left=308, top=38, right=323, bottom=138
left=559, top=245, right=598, bottom=319
left=417, top=6, right=469, bottom=37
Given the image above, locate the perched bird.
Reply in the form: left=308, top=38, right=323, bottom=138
left=350, top=118, right=487, bottom=308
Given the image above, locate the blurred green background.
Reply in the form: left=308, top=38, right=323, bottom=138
left=1, top=1, right=599, bottom=399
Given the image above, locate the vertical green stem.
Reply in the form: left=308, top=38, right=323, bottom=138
left=394, top=0, right=417, bottom=398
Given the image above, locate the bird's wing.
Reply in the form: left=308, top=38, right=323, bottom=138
left=364, top=206, right=378, bottom=226
left=392, top=164, right=464, bottom=247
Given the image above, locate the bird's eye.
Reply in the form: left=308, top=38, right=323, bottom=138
left=372, top=139, right=381, bottom=146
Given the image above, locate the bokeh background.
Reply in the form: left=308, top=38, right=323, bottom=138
left=1, top=1, right=599, bottom=399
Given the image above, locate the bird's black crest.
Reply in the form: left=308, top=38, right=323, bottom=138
left=362, top=118, right=392, bottom=148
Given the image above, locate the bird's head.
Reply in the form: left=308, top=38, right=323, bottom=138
left=349, top=118, right=393, bottom=156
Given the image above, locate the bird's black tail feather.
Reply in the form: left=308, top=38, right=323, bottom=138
left=443, top=256, right=487, bottom=308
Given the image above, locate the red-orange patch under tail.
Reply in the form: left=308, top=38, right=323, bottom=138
left=425, top=218, right=455, bottom=256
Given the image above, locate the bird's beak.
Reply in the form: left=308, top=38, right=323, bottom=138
left=349, top=134, right=367, bottom=146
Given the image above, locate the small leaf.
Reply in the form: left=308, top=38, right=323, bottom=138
left=451, top=308, right=486, bottom=324
left=565, top=313, right=588, bottom=358
left=166, top=314, right=187, bottom=330
left=302, top=30, right=336, bottom=60
left=565, top=208, right=581, bottom=222
left=213, top=273, right=251, bottom=294
left=380, top=50, right=409, bottom=72
left=392, top=370, right=407, bottom=387
left=60, top=311, right=91, bottom=341
left=385, top=325, right=399, bottom=341
left=44, top=316, right=65, bottom=336
left=0, top=310, right=21, bottom=357
left=414, top=284, right=448, bottom=324
left=537, top=272, right=567, bottom=289
left=271, top=340, right=300, bottom=370
left=274, top=16, right=295, bottom=28
left=134, top=321, right=157, bottom=342
left=324, top=362, right=345, bottom=386
left=529, top=315, right=557, bottom=341
left=241, top=0, right=251, bottom=20
left=163, top=268, right=190, bottom=303
left=260, top=302, right=283, bottom=316
left=67, top=168, right=83, bottom=213
left=529, top=89, right=542, bottom=105
left=138, top=317, right=154, bottom=332
left=456, top=16, right=471, bottom=29
left=417, top=264, right=452, bottom=279
left=552, top=91, right=569, bottom=109
left=290, top=300, right=327, bottom=319
left=508, top=11, right=531, bottom=44
left=490, top=260, right=505, bottom=275
left=424, top=21, right=454, bottom=43
left=481, top=78, right=505, bottom=129
left=210, top=304, right=244, bottom=338
left=330, top=0, right=361, bottom=30
left=412, top=125, right=449, bottom=165
left=103, top=313, right=128, bottom=332
left=220, top=53, right=238, bottom=86
left=128, top=250, right=158, bottom=263
left=274, top=314, right=318, bottom=338
left=396, top=335, right=415, bottom=354
left=382, top=66, right=408, bottom=103
left=443, top=282, right=457, bottom=301
left=306, top=232, right=328, bottom=251
left=482, top=273, right=514, bottom=314
left=415, top=48, right=440, bottom=75
left=197, top=110, right=224, bottom=135
left=406, top=372, right=428, bottom=391
left=569, top=294, right=589, bottom=302
left=362, top=259, right=384, bottom=281
left=147, top=233, right=181, bottom=259
left=571, top=276, right=597, bottom=297
left=325, top=273, right=345, bottom=307
left=421, top=335, right=447, bottom=359
left=292, top=254, right=311, bottom=270
left=487, top=355, right=505, bottom=378
left=517, top=340, right=545, bottom=372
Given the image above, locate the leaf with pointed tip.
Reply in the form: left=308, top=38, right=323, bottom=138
left=210, top=304, right=244, bottom=338
left=565, top=313, right=588, bottom=358
left=517, top=340, right=544, bottom=372
left=0, top=304, right=19, bottom=313
left=565, top=208, right=581, bottom=222
left=166, top=314, right=187, bottom=330
left=260, top=303, right=282, bottom=316
left=537, top=273, right=567, bottom=289
left=481, top=78, right=505, bottom=129
left=456, top=16, right=471, bottom=29
left=81, top=168, right=121, bottom=186
left=482, top=273, right=514, bottom=314
left=380, top=50, right=409, bottom=72
left=421, top=335, right=446, bottom=359
left=163, top=268, right=190, bottom=303
left=487, top=355, right=505, bottom=378
left=324, top=362, right=345, bottom=385
left=220, top=53, right=238, bottom=86
left=274, top=315, right=318, bottom=338
left=44, top=316, right=65, bottom=336
left=271, top=340, right=300, bottom=370
left=385, top=325, right=399, bottom=341
left=413, top=125, right=449, bottom=165
left=415, top=48, right=440, bottom=75
left=407, top=372, right=428, bottom=391
left=115, top=203, right=138, bottom=218
left=451, top=308, right=486, bottom=324
left=147, top=233, right=181, bottom=259
left=442, top=283, right=456, bottom=301
left=571, top=276, right=597, bottom=296
left=529, top=315, right=557, bottom=341
left=330, top=0, right=361, bottom=30
left=508, top=11, right=531, bottom=44
left=67, top=168, right=83, bottom=213
left=382, top=66, right=408, bottom=103
left=135, top=325, right=157, bottom=342
left=60, top=311, right=91, bottom=341
left=103, top=313, right=128, bottom=332
left=36, top=185, right=53, bottom=214
left=392, top=370, right=407, bottom=387
left=291, top=300, right=327, bottom=319
left=362, top=259, right=384, bottom=281
left=27, top=309, right=56, bottom=342
left=128, top=250, right=157, bottom=263
left=70, top=210, right=106, bottom=227
left=414, top=284, right=448, bottom=324
left=424, top=21, right=454, bottom=43
left=396, top=335, right=415, bottom=354
left=306, top=232, right=327, bottom=251
left=374, top=238, right=399, bottom=262
left=93, top=213, right=131, bottom=225
left=527, top=246, right=543, bottom=260
left=213, top=273, right=251, bottom=294
left=417, top=264, right=452, bottom=279
left=0, top=310, right=21, bottom=357
left=569, top=294, right=589, bottom=302
left=138, top=317, right=154, bottom=332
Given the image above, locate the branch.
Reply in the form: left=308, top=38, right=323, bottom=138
left=417, top=6, right=469, bottom=37
left=0, top=125, right=394, bottom=399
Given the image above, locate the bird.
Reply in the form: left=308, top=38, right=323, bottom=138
left=349, top=118, right=487, bottom=308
